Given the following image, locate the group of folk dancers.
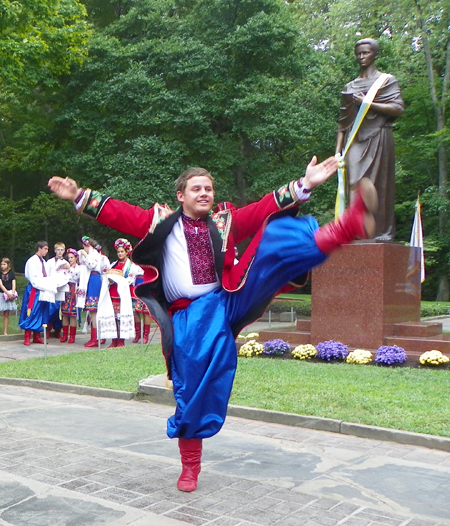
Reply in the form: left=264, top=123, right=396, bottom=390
left=18, top=238, right=152, bottom=347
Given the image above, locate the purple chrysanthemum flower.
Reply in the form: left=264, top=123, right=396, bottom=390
left=316, top=340, right=348, bottom=361
left=263, top=339, right=291, bottom=356
left=375, top=345, right=407, bottom=365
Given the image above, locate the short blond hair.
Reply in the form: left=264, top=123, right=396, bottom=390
left=54, top=242, right=65, bottom=250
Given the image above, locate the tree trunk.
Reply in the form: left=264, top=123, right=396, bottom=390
left=234, top=164, right=247, bottom=207
left=436, top=274, right=449, bottom=302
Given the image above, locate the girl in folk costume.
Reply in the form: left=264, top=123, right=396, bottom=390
left=60, top=249, right=81, bottom=344
left=77, top=236, right=110, bottom=347
left=100, top=238, right=141, bottom=348
left=0, top=258, right=18, bottom=335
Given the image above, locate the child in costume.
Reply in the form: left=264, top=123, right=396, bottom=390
left=77, top=236, right=110, bottom=347
left=60, top=248, right=81, bottom=344
left=46, top=241, right=69, bottom=339
left=101, top=238, right=143, bottom=348
left=0, top=258, right=18, bottom=335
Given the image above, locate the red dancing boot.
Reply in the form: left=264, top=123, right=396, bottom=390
left=177, top=438, right=202, bottom=492
left=60, top=326, right=69, bottom=343
left=115, top=339, right=125, bottom=348
left=23, top=330, right=31, bottom=346
left=33, top=332, right=44, bottom=344
left=132, top=322, right=141, bottom=343
left=107, top=339, right=118, bottom=349
left=142, top=324, right=151, bottom=344
left=54, top=328, right=61, bottom=339
left=68, top=326, right=77, bottom=344
left=84, top=327, right=98, bottom=348
left=46, top=323, right=53, bottom=339
left=314, top=178, right=378, bottom=254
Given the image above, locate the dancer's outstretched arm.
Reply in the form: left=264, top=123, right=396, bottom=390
left=302, top=155, right=338, bottom=189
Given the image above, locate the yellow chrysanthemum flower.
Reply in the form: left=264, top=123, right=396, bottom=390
left=419, top=350, right=450, bottom=365
left=292, top=344, right=317, bottom=360
left=346, top=349, right=373, bottom=365
left=238, top=339, right=263, bottom=357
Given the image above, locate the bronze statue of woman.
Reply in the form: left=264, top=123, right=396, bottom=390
left=336, top=38, right=404, bottom=241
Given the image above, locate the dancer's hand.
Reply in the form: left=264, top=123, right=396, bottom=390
left=302, top=156, right=338, bottom=189
left=48, top=176, right=80, bottom=201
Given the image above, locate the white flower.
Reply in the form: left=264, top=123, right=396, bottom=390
left=292, top=344, right=317, bottom=360
left=347, top=349, right=373, bottom=365
left=237, top=332, right=259, bottom=340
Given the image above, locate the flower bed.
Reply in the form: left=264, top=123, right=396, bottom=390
left=236, top=334, right=450, bottom=368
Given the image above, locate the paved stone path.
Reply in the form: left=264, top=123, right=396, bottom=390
left=1, top=385, right=450, bottom=526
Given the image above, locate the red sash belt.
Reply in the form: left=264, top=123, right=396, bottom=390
left=27, top=287, right=37, bottom=316
left=168, top=298, right=194, bottom=316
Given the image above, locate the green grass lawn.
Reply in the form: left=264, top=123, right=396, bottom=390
left=0, top=344, right=449, bottom=438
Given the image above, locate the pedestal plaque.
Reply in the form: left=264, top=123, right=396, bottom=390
left=311, top=243, right=421, bottom=349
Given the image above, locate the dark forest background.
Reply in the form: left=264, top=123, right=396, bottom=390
left=1, top=0, right=449, bottom=299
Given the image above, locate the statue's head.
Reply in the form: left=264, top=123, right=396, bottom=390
left=354, top=38, right=379, bottom=68
left=355, top=38, right=379, bottom=55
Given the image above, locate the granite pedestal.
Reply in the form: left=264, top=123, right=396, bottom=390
left=310, top=243, right=421, bottom=349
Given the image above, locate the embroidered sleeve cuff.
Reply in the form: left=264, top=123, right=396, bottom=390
left=74, top=189, right=90, bottom=214
left=293, top=179, right=311, bottom=202
left=75, top=189, right=110, bottom=219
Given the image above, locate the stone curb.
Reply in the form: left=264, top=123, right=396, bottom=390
left=0, top=334, right=23, bottom=342
left=0, top=377, right=134, bottom=400
left=2, top=377, right=450, bottom=453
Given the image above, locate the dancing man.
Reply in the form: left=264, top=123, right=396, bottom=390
left=49, top=156, right=377, bottom=491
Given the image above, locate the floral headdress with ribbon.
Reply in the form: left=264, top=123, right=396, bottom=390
left=66, top=248, right=79, bottom=259
left=114, top=238, right=132, bottom=253
left=81, top=236, right=102, bottom=252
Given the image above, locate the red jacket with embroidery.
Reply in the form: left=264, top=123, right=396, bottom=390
left=79, top=182, right=302, bottom=375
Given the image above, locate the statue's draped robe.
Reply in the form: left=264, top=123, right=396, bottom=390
left=338, top=71, right=404, bottom=239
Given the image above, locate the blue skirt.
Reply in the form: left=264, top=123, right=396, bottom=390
left=167, top=215, right=326, bottom=439
left=18, top=283, right=50, bottom=332
left=85, top=272, right=101, bottom=311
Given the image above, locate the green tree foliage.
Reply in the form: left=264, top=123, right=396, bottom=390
left=291, top=0, right=450, bottom=300
left=0, top=0, right=89, bottom=85
left=0, top=0, right=90, bottom=197
left=2, top=0, right=450, bottom=301
left=0, top=0, right=90, bottom=270
left=46, top=0, right=338, bottom=210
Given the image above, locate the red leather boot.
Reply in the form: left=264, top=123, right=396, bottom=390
left=107, top=339, right=118, bottom=349
left=115, top=339, right=125, bottom=348
left=46, top=323, right=53, bottom=339
left=314, top=178, right=378, bottom=254
left=68, top=326, right=77, bottom=344
left=60, top=326, right=69, bottom=343
left=23, top=330, right=32, bottom=346
left=84, top=327, right=98, bottom=348
left=177, top=438, right=202, bottom=492
left=33, top=332, right=44, bottom=344
left=132, top=322, right=141, bottom=343
left=142, top=324, right=151, bottom=344
left=54, top=328, right=61, bottom=339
